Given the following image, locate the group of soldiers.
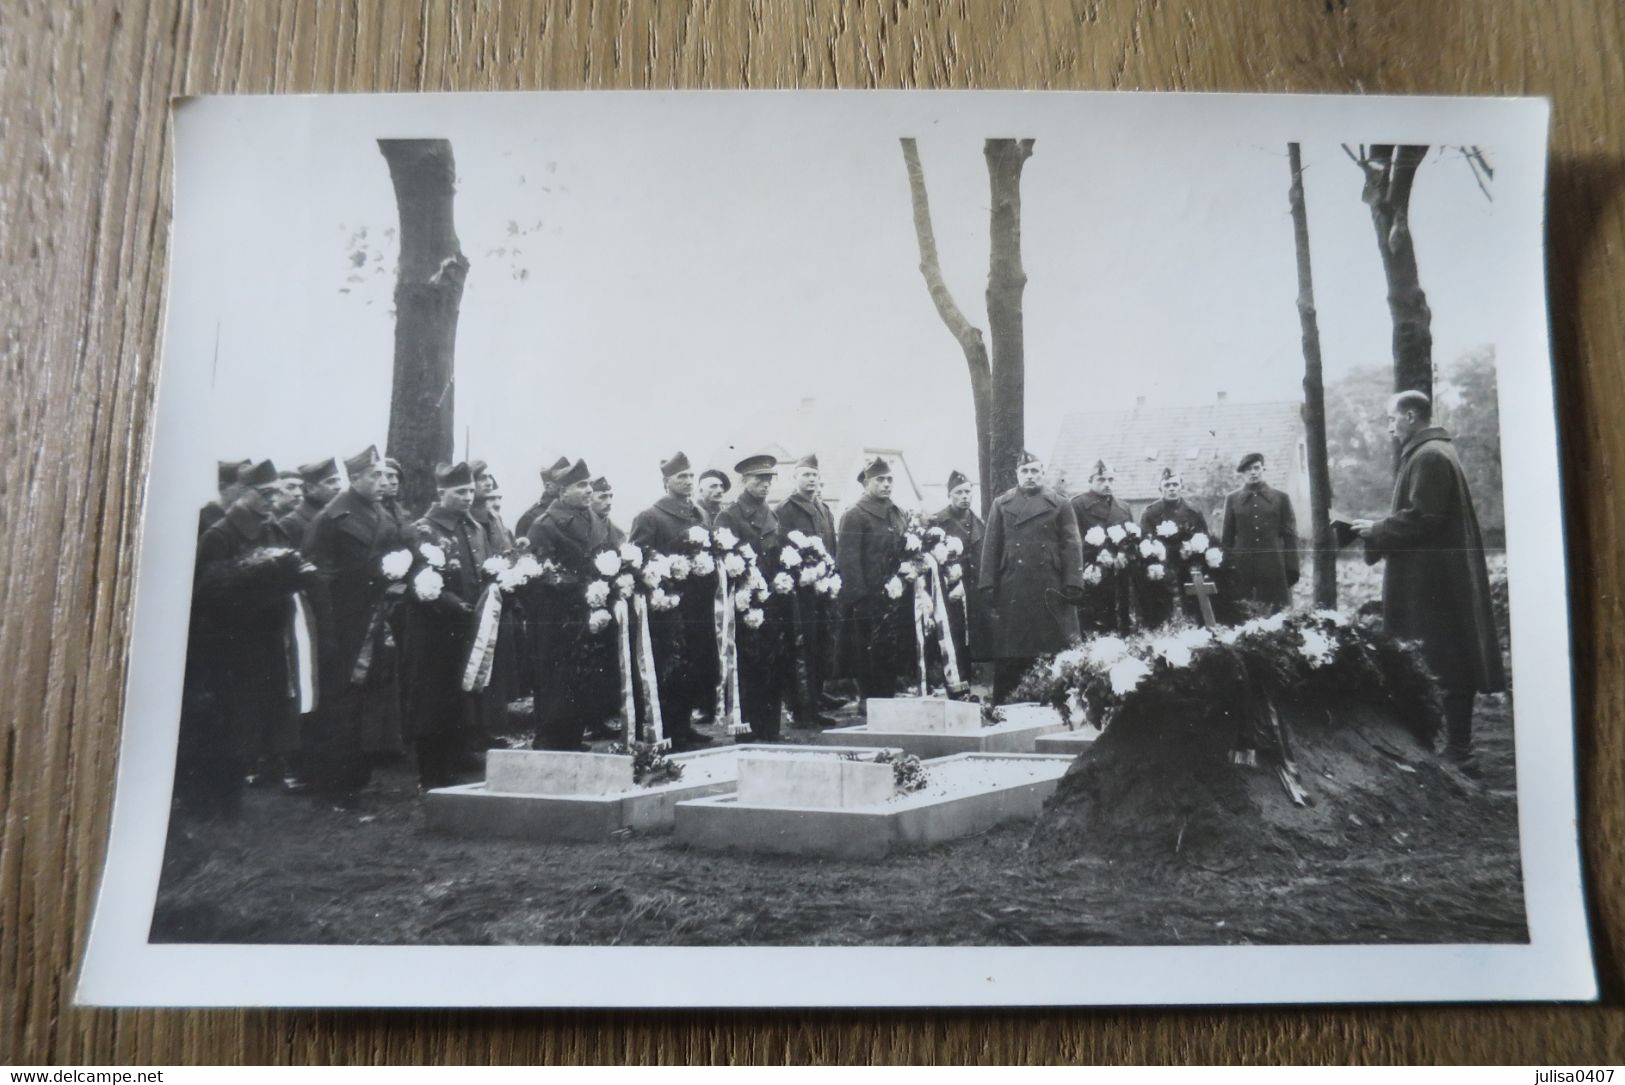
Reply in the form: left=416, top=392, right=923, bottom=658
left=176, top=388, right=1504, bottom=814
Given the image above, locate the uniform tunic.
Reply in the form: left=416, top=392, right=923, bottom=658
left=835, top=494, right=913, bottom=689
left=304, top=488, right=410, bottom=783
left=525, top=501, right=616, bottom=748
left=776, top=491, right=839, bottom=714
left=403, top=505, right=490, bottom=782
left=278, top=498, right=324, bottom=551
left=1220, top=482, right=1300, bottom=614
left=1070, top=490, right=1136, bottom=636
left=979, top=488, right=1085, bottom=659
left=716, top=491, right=790, bottom=737
left=1365, top=427, right=1506, bottom=694
left=629, top=494, right=718, bottom=735
left=926, top=504, right=988, bottom=666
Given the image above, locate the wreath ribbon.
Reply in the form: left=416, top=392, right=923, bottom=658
left=713, top=569, right=743, bottom=732
left=461, top=582, right=504, bottom=692
left=632, top=593, right=665, bottom=747
left=287, top=590, right=320, bottom=714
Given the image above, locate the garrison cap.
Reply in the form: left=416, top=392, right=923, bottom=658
left=947, top=469, right=970, bottom=491
left=241, top=459, right=279, bottom=488
left=344, top=445, right=381, bottom=476
left=1017, top=450, right=1041, bottom=467
left=590, top=476, right=613, bottom=493
left=555, top=458, right=591, bottom=488
left=297, top=457, right=340, bottom=485
left=857, top=456, right=892, bottom=483
left=660, top=452, right=691, bottom=478
left=434, top=461, right=475, bottom=489
left=219, top=458, right=252, bottom=487
left=794, top=452, right=819, bottom=471
left=1090, top=459, right=1113, bottom=480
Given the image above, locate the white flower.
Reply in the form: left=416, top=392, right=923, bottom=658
left=1313, top=609, right=1350, bottom=627
left=1216, top=626, right=1242, bottom=646
left=780, top=545, right=802, bottom=568
left=1083, top=564, right=1103, bottom=585
left=1155, top=520, right=1178, bottom=538
left=884, top=576, right=905, bottom=600
left=513, top=554, right=543, bottom=579
left=411, top=568, right=443, bottom=601
left=619, top=543, right=643, bottom=568
left=1259, top=612, right=1288, bottom=633
left=1125, top=521, right=1141, bottom=535
left=743, top=607, right=765, bottom=630
left=946, top=536, right=964, bottom=556
left=749, top=567, right=768, bottom=591
left=904, top=533, right=922, bottom=552
left=1064, top=688, right=1087, bottom=724
left=926, top=544, right=946, bottom=565
left=738, top=544, right=757, bottom=564
left=948, top=583, right=965, bottom=601
left=722, top=553, right=747, bottom=578
left=1299, top=628, right=1335, bottom=668
left=588, top=608, right=613, bottom=634
left=1205, top=547, right=1224, bottom=569
left=1085, top=635, right=1130, bottom=669
left=799, top=566, right=820, bottom=587
left=713, top=527, right=738, bottom=550
left=898, top=563, right=918, bottom=582
left=1049, top=647, right=1086, bottom=678
left=1114, top=551, right=1131, bottom=570
left=381, top=549, right=413, bottom=580
left=482, top=556, right=508, bottom=576
left=772, top=571, right=795, bottom=594
left=947, top=564, right=963, bottom=584
left=1106, top=524, right=1127, bottom=544
left=787, top=530, right=809, bottom=547
left=420, top=543, right=446, bottom=568
left=810, top=561, right=828, bottom=580
left=734, top=590, right=752, bottom=613
left=691, top=552, right=715, bottom=577
left=753, top=586, right=770, bottom=603
left=650, top=588, right=681, bottom=611
left=585, top=580, right=610, bottom=608
left=615, top=573, right=636, bottom=596
left=824, top=574, right=842, bottom=595
left=667, top=555, right=692, bottom=580
left=1175, top=626, right=1214, bottom=650
left=1188, top=532, right=1210, bottom=553
left=1107, top=656, right=1152, bottom=696
left=1139, top=538, right=1163, bottom=560
left=1146, top=563, right=1166, bottom=581
left=1083, top=526, right=1107, bottom=547
left=805, top=537, right=830, bottom=557
left=593, top=550, right=622, bottom=576
left=686, top=526, right=711, bottom=546
left=641, top=566, right=664, bottom=589
left=1150, top=635, right=1193, bottom=669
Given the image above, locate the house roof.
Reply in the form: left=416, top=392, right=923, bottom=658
left=1050, top=399, right=1305, bottom=500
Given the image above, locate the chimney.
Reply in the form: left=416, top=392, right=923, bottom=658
left=1216, top=391, right=1228, bottom=402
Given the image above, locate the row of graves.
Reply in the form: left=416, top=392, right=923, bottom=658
left=411, top=507, right=1463, bottom=865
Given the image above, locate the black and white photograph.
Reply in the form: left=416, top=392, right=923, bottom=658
left=78, top=90, right=1591, bottom=1007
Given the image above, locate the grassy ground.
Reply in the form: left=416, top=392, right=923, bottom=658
left=149, top=690, right=1525, bottom=948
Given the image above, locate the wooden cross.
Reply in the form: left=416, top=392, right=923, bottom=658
left=1184, top=568, right=1219, bottom=627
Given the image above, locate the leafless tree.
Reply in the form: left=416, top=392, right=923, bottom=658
left=1288, top=144, right=1337, bottom=608
left=901, top=137, right=1035, bottom=512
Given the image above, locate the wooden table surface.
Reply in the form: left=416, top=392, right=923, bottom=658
left=3, top=0, right=1621, bottom=1065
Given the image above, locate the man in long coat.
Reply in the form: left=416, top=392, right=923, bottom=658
left=468, top=461, right=525, bottom=715
left=279, top=457, right=343, bottom=550
left=515, top=456, right=571, bottom=538
left=182, top=459, right=317, bottom=814
left=526, top=459, right=616, bottom=751
left=404, top=462, right=490, bottom=788
left=836, top=457, right=913, bottom=706
left=1070, top=459, right=1137, bottom=636
left=590, top=476, right=627, bottom=547
left=1139, top=468, right=1211, bottom=629
left=980, top=451, right=1085, bottom=703
left=716, top=454, right=792, bottom=742
left=695, top=468, right=730, bottom=527
left=775, top=452, right=840, bottom=726
left=1353, top=391, right=1507, bottom=769
left=1220, top=452, right=1300, bottom=616
left=927, top=469, right=988, bottom=674
left=628, top=451, right=718, bottom=751
left=199, top=458, right=250, bottom=536
left=304, top=444, right=409, bottom=798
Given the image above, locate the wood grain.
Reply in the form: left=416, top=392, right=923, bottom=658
left=3, top=0, right=1622, bottom=1064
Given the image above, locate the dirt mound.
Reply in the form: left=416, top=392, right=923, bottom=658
left=1034, top=696, right=1486, bottom=869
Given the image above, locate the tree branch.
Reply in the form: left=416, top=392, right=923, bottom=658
left=900, top=137, right=988, bottom=366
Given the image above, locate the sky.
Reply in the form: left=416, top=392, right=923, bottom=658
left=170, top=92, right=1507, bottom=514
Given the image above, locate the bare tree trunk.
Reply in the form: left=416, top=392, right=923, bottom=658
left=1288, top=144, right=1336, bottom=609
left=1349, top=143, right=1432, bottom=467
left=984, top=138, right=1034, bottom=500
left=900, top=138, right=994, bottom=515
left=379, top=138, right=469, bottom=515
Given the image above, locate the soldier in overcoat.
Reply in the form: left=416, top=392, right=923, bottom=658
left=695, top=468, right=730, bottom=527
left=467, top=462, right=524, bottom=726
left=1220, top=452, right=1300, bottom=615
left=926, top=469, right=988, bottom=674
left=716, top=454, right=791, bottom=741
left=180, top=460, right=317, bottom=814
left=515, top=456, right=571, bottom=538
left=628, top=451, right=718, bottom=751
left=775, top=453, right=840, bottom=726
left=199, top=458, right=250, bottom=536
left=525, top=459, right=617, bottom=751
left=835, top=457, right=913, bottom=705
left=1353, top=391, right=1507, bottom=769
left=979, top=452, right=1085, bottom=702
left=279, top=457, right=343, bottom=550
left=590, top=476, right=627, bottom=547
left=1138, top=468, right=1211, bottom=628
left=402, top=462, right=491, bottom=788
left=1070, top=460, right=1137, bottom=636
left=303, top=444, right=409, bottom=796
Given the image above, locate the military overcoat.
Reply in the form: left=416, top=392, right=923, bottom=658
left=978, top=488, right=1085, bottom=658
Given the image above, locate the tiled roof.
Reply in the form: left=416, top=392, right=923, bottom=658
left=1050, top=399, right=1305, bottom=500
